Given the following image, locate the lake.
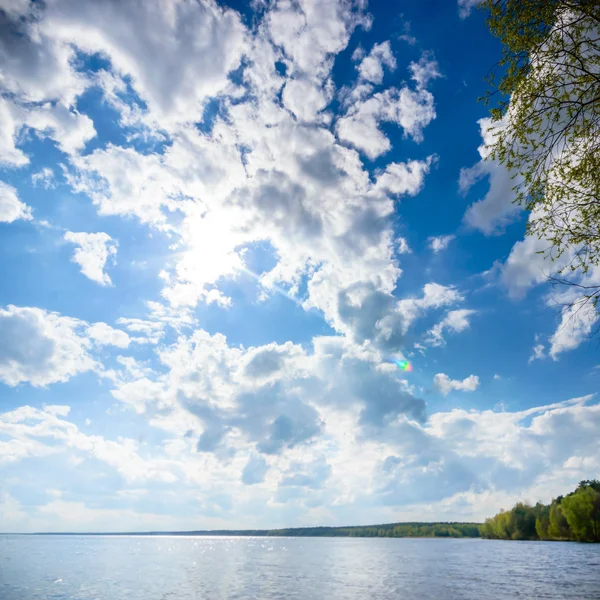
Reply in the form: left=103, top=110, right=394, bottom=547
left=1, top=535, right=599, bottom=599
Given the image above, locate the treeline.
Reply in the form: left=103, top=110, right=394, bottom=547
left=267, top=522, right=481, bottom=538
left=480, top=480, right=600, bottom=542
left=43, top=522, right=481, bottom=538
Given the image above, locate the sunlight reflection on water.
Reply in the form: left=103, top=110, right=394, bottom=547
left=1, top=535, right=599, bottom=599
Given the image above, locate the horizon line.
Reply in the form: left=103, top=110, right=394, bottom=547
left=2, top=520, right=484, bottom=536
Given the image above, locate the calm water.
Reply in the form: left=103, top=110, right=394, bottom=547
left=1, top=535, right=599, bottom=599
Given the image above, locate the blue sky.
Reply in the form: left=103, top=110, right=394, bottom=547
left=0, top=0, right=598, bottom=533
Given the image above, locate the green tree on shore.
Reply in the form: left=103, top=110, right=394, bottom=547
left=561, top=481, right=600, bottom=541
left=547, top=501, right=571, bottom=539
left=481, top=480, right=600, bottom=542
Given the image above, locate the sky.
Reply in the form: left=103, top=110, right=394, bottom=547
left=0, top=0, right=598, bottom=533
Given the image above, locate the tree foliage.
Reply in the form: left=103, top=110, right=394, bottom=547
left=481, top=480, right=600, bottom=542
left=266, top=522, right=481, bottom=538
left=482, top=0, right=600, bottom=306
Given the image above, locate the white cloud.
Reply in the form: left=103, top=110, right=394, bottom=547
left=0, top=305, right=96, bottom=387
left=428, top=234, right=455, bottom=253
left=1, top=340, right=599, bottom=529
left=87, top=323, right=130, bottom=349
left=116, top=317, right=165, bottom=344
left=267, top=0, right=367, bottom=81
left=24, top=102, right=96, bottom=155
left=337, top=53, right=439, bottom=159
left=38, top=0, right=247, bottom=127
left=31, top=167, right=55, bottom=189
left=282, top=77, right=333, bottom=121
left=63, top=231, right=117, bottom=286
left=549, top=295, right=600, bottom=360
left=460, top=118, right=523, bottom=235
left=0, top=181, right=32, bottom=223
left=0, top=97, right=29, bottom=167
left=499, top=203, right=582, bottom=300
left=0, top=97, right=95, bottom=165
left=374, top=155, right=437, bottom=197
left=396, top=237, right=411, bottom=255
left=409, top=53, right=441, bottom=89
left=356, top=41, right=396, bottom=84
left=425, top=309, right=476, bottom=346
left=336, top=85, right=437, bottom=158
left=332, top=282, right=463, bottom=351
left=65, top=97, right=436, bottom=338
left=66, top=146, right=180, bottom=227
left=458, top=0, right=482, bottom=19
left=24, top=2, right=443, bottom=350
left=110, top=329, right=426, bottom=447
left=529, top=342, right=546, bottom=363
left=433, top=373, right=480, bottom=396
left=0, top=6, right=87, bottom=107
left=0, top=404, right=178, bottom=484
left=501, top=233, right=554, bottom=298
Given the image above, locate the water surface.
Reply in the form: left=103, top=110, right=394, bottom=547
left=1, top=535, right=599, bottom=599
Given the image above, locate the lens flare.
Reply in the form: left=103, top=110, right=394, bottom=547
left=395, top=360, right=412, bottom=372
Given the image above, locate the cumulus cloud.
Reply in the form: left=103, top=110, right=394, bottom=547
left=433, top=373, right=480, bottom=396
left=87, top=322, right=130, bottom=349
left=374, top=155, right=437, bottom=197
left=110, top=329, right=426, bottom=451
left=409, top=53, right=441, bottom=89
left=64, top=232, right=117, bottom=286
left=3, top=394, right=599, bottom=531
left=336, top=84, right=437, bottom=158
left=64, top=96, right=436, bottom=334
left=428, top=234, right=455, bottom=253
left=1, top=359, right=599, bottom=529
left=500, top=233, right=554, bottom=298
left=355, top=41, right=396, bottom=84
left=425, top=309, right=476, bottom=347
left=37, top=0, right=245, bottom=127
left=0, top=7, right=87, bottom=107
left=0, top=305, right=96, bottom=387
left=460, top=118, right=523, bottom=235
left=0, top=0, right=441, bottom=351
left=0, top=98, right=29, bottom=167
left=498, top=196, right=582, bottom=301
left=0, top=96, right=95, bottom=164
left=547, top=275, right=600, bottom=359
left=395, top=283, right=464, bottom=333
left=282, top=77, right=333, bottom=121
left=0, top=181, right=32, bottom=223
left=0, top=404, right=178, bottom=483
left=24, top=102, right=96, bottom=155
left=332, top=282, right=463, bottom=351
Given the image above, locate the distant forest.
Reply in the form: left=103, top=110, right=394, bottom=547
left=481, top=480, right=600, bottom=543
left=266, top=522, right=481, bottom=538
left=52, top=522, right=480, bottom=538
